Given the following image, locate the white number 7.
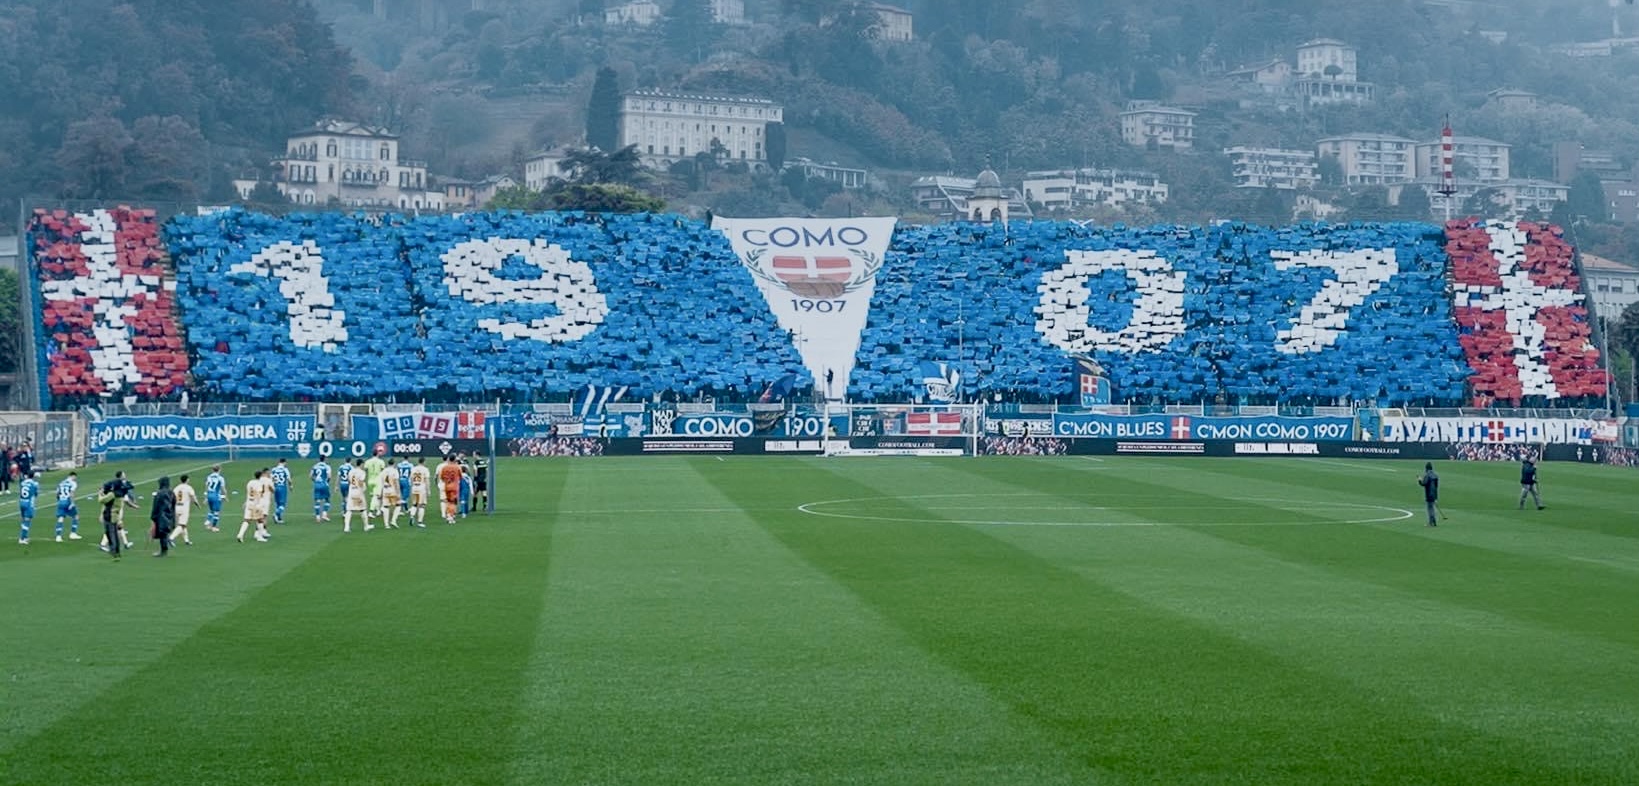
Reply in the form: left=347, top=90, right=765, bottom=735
left=1274, top=248, right=1398, bottom=355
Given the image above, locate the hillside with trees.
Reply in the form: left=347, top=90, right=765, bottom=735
left=9, top=0, right=1639, bottom=227
left=0, top=0, right=355, bottom=214
left=295, top=0, right=1639, bottom=223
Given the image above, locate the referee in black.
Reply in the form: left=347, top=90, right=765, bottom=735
left=150, top=477, right=177, bottom=557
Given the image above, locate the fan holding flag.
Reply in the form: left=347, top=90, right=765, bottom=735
left=918, top=361, right=961, bottom=403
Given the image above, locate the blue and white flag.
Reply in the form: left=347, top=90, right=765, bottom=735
left=918, top=361, right=960, bottom=403
left=575, top=384, right=628, bottom=418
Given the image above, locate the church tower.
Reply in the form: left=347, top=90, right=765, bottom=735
left=968, top=157, right=1008, bottom=226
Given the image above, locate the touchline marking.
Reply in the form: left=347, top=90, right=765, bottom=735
left=0, top=461, right=223, bottom=523
left=795, top=493, right=1414, bottom=527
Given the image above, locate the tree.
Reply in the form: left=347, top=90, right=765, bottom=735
left=1615, top=301, right=1639, bottom=362
left=1395, top=184, right=1432, bottom=222
left=586, top=67, right=623, bottom=151
left=1346, top=187, right=1397, bottom=222
left=1128, top=64, right=1168, bottom=100
left=765, top=122, right=788, bottom=171
left=245, top=181, right=290, bottom=211
left=486, top=184, right=546, bottom=211
left=558, top=145, right=645, bottom=185
left=667, top=0, right=719, bottom=62
left=56, top=115, right=133, bottom=199
left=781, top=0, right=847, bottom=24
left=1249, top=188, right=1291, bottom=226
left=1317, top=155, right=1344, bottom=188
left=543, top=183, right=665, bottom=213
left=1461, top=187, right=1507, bottom=219
left=128, top=115, right=208, bottom=201
left=1567, top=170, right=1610, bottom=224
left=0, top=266, right=19, bottom=375
left=476, top=43, right=506, bottom=80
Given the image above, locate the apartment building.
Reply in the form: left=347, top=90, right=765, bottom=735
left=1316, top=133, right=1417, bottom=185
left=1413, top=136, right=1511, bottom=182
left=1021, top=168, right=1170, bottom=211
left=1119, top=103, right=1196, bottom=149
left=1225, top=147, right=1320, bottom=189
left=1582, top=253, right=1639, bottom=321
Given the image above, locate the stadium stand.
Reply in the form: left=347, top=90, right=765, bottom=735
left=1447, top=220, right=1606, bottom=405
left=24, top=209, right=1608, bottom=408
left=30, top=208, right=189, bottom=403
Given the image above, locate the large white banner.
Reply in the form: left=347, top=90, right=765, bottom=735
left=1379, top=416, right=1600, bottom=444
left=714, top=217, right=897, bottom=399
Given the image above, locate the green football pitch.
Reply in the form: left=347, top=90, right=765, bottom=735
left=2, top=454, right=1637, bottom=785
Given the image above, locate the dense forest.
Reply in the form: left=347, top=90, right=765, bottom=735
left=0, top=0, right=354, bottom=213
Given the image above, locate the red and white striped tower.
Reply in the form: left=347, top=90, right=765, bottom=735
left=1438, top=115, right=1457, bottom=221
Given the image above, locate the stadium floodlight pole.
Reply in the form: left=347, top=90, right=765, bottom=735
left=1601, top=316, right=1613, bottom=413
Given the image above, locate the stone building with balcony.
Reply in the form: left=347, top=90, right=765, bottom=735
left=267, top=120, right=444, bottom=211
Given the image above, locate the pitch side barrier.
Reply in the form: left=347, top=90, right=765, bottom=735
left=976, top=438, right=1448, bottom=460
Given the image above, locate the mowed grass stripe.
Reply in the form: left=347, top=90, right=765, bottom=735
left=507, top=457, right=1098, bottom=786
left=0, top=459, right=318, bottom=754
left=1135, top=458, right=1639, bottom=650
left=719, top=457, right=1593, bottom=784
left=961, top=456, right=1639, bottom=648
left=1, top=459, right=568, bottom=786
left=932, top=457, right=1639, bottom=778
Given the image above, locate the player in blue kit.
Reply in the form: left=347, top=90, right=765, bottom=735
left=54, top=472, right=82, bottom=542
left=395, top=457, right=413, bottom=513
left=270, top=458, right=293, bottom=524
left=204, top=466, right=227, bottom=532
left=310, top=459, right=333, bottom=521
left=458, top=466, right=473, bottom=519
left=17, top=471, right=40, bottom=545
left=338, top=461, right=351, bottom=512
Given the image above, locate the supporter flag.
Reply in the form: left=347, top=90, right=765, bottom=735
left=457, top=411, right=487, bottom=439
left=753, top=373, right=799, bottom=433
left=906, top=411, right=964, bottom=436
left=575, top=384, right=628, bottom=418
left=918, top=361, right=960, bottom=403
left=1075, top=356, right=1111, bottom=406
left=758, top=373, right=798, bottom=404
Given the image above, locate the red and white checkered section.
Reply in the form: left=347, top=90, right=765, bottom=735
left=32, top=208, right=190, bottom=399
left=1447, top=220, right=1606, bottom=403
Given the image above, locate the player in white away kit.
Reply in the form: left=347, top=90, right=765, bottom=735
left=378, top=462, right=403, bottom=529
left=343, top=459, right=373, bottom=533
left=236, top=470, right=273, bottom=543
left=171, top=474, right=198, bottom=546
left=408, top=458, right=431, bottom=528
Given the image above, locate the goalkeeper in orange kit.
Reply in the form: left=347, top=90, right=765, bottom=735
left=436, top=455, right=463, bottom=525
